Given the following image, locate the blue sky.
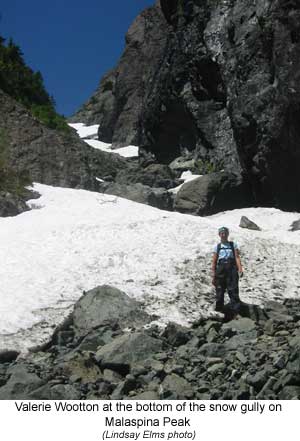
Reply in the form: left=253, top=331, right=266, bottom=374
left=0, top=0, right=155, bottom=116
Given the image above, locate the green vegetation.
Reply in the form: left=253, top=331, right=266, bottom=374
left=102, top=80, right=114, bottom=92
left=194, top=158, right=222, bottom=175
left=0, top=129, right=32, bottom=196
left=0, top=35, right=69, bottom=131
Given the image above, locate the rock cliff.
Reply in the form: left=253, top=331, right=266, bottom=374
left=0, top=89, right=128, bottom=191
left=73, top=0, right=300, bottom=211
left=70, top=0, right=169, bottom=148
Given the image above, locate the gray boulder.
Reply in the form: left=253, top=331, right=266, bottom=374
left=169, top=157, right=196, bottom=175
left=289, top=220, right=300, bottom=232
left=174, top=172, right=248, bottom=215
left=28, top=384, right=81, bottom=400
left=0, top=364, right=44, bottom=399
left=95, top=332, right=164, bottom=374
left=239, top=216, right=261, bottom=231
left=72, top=285, right=151, bottom=338
left=160, top=373, right=194, bottom=399
left=99, top=181, right=173, bottom=211
left=115, top=163, right=176, bottom=189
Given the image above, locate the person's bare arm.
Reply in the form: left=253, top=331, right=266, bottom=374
left=212, top=253, right=218, bottom=286
left=234, top=248, right=243, bottom=274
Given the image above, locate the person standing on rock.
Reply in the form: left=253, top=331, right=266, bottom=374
left=212, top=227, right=243, bottom=314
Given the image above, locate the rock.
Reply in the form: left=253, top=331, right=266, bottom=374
left=0, top=350, right=19, bottom=364
left=246, top=370, right=269, bottom=391
left=224, top=332, right=258, bottom=351
left=130, top=390, right=159, bottom=400
left=73, top=0, right=300, bottom=212
left=222, top=318, right=257, bottom=334
left=110, top=376, right=138, bottom=399
left=0, top=90, right=127, bottom=192
left=95, top=332, right=164, bottom=374
left=161, top=322, right=191, bottom=347
left=99, top=182, right=173, bottom=211
left=115, top=163, right=176, bottom=189
left=198, top=343, right=225, bottom=358
left=169, top=157, right=196, bottom=174
left=69, top=2, right=169, bottom=147
left=289, top=220, right=300, bottom=232
left=1, top=286, right=300, bottom=400
left=174, top=172, right=249, bottom=216
left=28, top=384, right=81, bottom=400
left=72, top=285, right=151, bottom=338
left=57, top=351, right=102, bottom=385
left=0, top=192, right=29, bottom=217
left=0, top=364, right=44, bottom=399
left=103, top=369, right=123, bottom=384
left=160, top=373, right=194, bottom=399
left=279, top=386, right=300, bottom=400
left=76, top=328, right=115, bottom=352
left=264, top=301, right=294, bottom=323
left=239, top=216, right=261, bottom=231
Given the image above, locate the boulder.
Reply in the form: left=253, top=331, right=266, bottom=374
left=57, top=351, right=102, bottom=385
left=99, top=182, right=173, bottom=211
left=72, top=285, right=151, bottom=338
left=169, top=157, right=196, bottom=175
left=0, top=364, right=44, bottom=399
left=289, top=220, right=300, bottom=232
left=28, top=384, right=81, bottom=400
left=239, top=216, right=262, bottom=231
left=95, top=332, right=164, bottom=374
left=160, top=373, right=194, bottom=399
left=174, top=172, right=248, bottom=215
left=115, top=163, right=176, bottom=189
left=222, top=318, right=257, bottom=334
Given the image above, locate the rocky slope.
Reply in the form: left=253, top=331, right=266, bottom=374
left=0, top=285, right=299, bottom=400
left=0, top=90, right=128, bottom=193
left=73, top=0, right=300, bottom=212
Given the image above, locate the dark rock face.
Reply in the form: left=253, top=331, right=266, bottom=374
left=70, top=1, right=170, bottom=148
left=150, top=0, right=300, bottom=210
left=0, top=90, right=128, bottom=191
left=75, top=0, right=300, bottom=211
left=155, top=0, right=300, bottom=209
left=140, top=0, right=241, bottom=175
left=1, top=286, right=300, bottom=400
left=212, top=0, right=300, bottom=210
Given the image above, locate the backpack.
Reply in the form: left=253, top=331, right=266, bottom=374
left=217, top=241, right=235, bottom=259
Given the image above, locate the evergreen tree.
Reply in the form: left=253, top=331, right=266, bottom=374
left=0, top=34, right=69, bottom=131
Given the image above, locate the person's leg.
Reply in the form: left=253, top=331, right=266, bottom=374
left=227, top=266, right=241, bottom=313
left=215, top=265, right=226, bottom=311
